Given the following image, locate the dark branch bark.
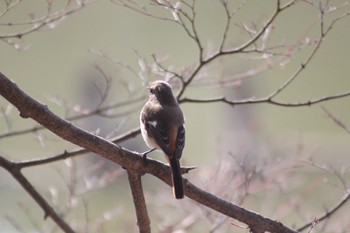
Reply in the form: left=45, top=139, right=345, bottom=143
left=127, top=170, right=151, bottom=233
left=143, top=160, right=298, bottom=233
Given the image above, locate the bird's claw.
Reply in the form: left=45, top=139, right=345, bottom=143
left=141, top=148, right=156, bottom=164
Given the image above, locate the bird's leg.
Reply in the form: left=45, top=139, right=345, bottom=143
left=141, top=148, right=156, bottom=162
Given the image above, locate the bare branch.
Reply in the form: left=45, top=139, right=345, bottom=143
left=0, top=156, right=75, bottom=233
left=267, top=9, right=350, bottom=100
left=297, top=191, right=350, bottom=232
left=15, top=127, right=141, bottom=169
left=0, top=70, right=298, bottom=233
left=176, top=0, right=297, bottom=99
left=2, top=1, right=350, bottom=231
left=0, top=1, right=93, bottom=40
left=180, top=90, right=350, bottom=107
left=179, top=1, right=350, bottom=108
left=218, top=0, right=234, bottom=52
left=184, top=179, right=298, bottom=233
left=0, top=94, right=145, bottom=139
left=127, top=170, right=151, bottom=233
left=0, top=0, right=21, bottom=18
left=322, top=107, right=350, bottom=134
left=233, top=0, right=296, bottom=51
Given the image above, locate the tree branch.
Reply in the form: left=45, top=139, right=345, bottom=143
left=0, top=95, right=144, bottom=140
left=0, top=72, right=139, bottom=169
left=180, top=91, right=350, bottom=107
left=14, top=127, right=140, bottom=168
left=297, top=191, right=350, bottom=232
left=144, top=160, right=298, bottom=233
left=0, top=71, right=298, bottom=233
left=322, top=107, right=350, bottom=134
left=0, top=1, right=92, bottom=40
left=127, top=170, right=151, bottom=233
left=176, top=0, right=296, bottom=99
left=0, top=156, right=75, bottom=233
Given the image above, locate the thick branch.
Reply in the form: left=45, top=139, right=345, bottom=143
left=127, top=170, right=151, bottom=233
left=143, top=159, right=298, bottom=233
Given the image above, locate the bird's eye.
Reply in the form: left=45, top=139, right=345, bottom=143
left=149, top=88, right=154, bottom=94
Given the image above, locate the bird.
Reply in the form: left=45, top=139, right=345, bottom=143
left=140, top=80, right=185, bottom=199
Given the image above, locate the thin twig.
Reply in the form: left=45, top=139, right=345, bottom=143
left=180, top=90, right=350, bottom=107
left=176, top=0, right=297, bottom=99
left=16, top=127, right=141, bottom=169
left=267, top=10, right=349, bottom=100
left=0, top=1, right=93, bottom=39
left=218, top=0, right=233, bottom=52
left=322, top=107, right=350, bottom=134
left=297, top=191, right=350, bottom=232
left=0, top=95, right=145, bottom=139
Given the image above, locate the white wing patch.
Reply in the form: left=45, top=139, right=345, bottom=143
left=148, top=121, right=157, bottom=127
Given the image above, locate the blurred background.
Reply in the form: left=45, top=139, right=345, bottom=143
left=1, top=0, right=350, bottom=232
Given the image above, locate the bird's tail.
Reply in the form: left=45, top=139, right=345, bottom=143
left=169, top=158, right=184, bottom=199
